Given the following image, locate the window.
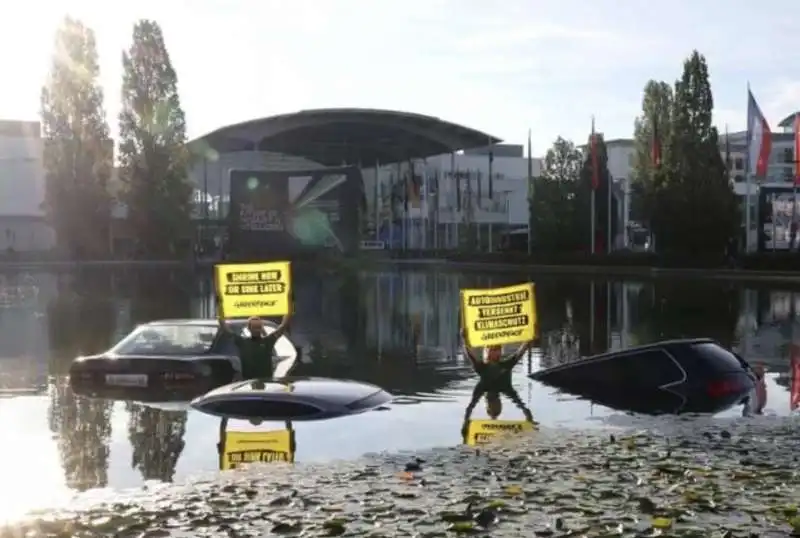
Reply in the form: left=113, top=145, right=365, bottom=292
left=690, top=343, right=748, bottom=375
left=734, top=175, right=745, bottom=183
left=111, top=324, right=218, bottom=355
left=784, top=148, right=794, bottom=164
left=562, top=349, right=681, bottom=388
left=734, top=157, right=743, bottom=170
left=205, top=399, right=322, bottom=419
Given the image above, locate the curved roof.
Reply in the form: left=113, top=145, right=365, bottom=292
left=190, top=108, right=501, bottom=166
left=778, top=111, right=800, bottom=128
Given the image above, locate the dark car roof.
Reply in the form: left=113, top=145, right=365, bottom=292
left=142, top=318, right=274, bottom=328
left=532, top=338, right=720, bottom=378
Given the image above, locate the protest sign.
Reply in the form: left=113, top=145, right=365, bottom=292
left=215, top=261, right=291, bottom=318
left=220, top=429, right=295, bottom=469
left=465, top=419, right=536, bottom=446
left=461, top=282, right=537, bottom=347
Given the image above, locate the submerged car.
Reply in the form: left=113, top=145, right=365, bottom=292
left=530, top=338, right=755, bottom=415
left=190, top=377, right=393, bottom=421
left=69, top=318, right=298, bottom=402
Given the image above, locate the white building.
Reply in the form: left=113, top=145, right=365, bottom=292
left=0, top=120, right=54, bottom=252
left=187, top=110, right=542, bottom=251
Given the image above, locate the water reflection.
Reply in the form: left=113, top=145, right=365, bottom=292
left=47, top=273, right=116, bottom=491
left=0, top=267, right=796, bottom=510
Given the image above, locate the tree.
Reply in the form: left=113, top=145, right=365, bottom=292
left=579, top=132, right=616, bottom=253
left=651, top=51, right=738, bottom=256
left=631, top=80, right=673, bottom=224
left=529, top=137, right=584, bottom=251
left=118, top=20, right=192, bottom=259
left=41, top=17, right=113, bottom=260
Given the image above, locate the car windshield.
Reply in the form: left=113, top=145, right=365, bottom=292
left=111, top=324, right=218, bottom=356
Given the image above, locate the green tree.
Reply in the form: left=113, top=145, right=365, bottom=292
left=118, top=19, right=192, bottom=259
left=579, top=132, right=615, bottom=252
left=652, top=51, right=738, bottom=256
left=530, top=137, right=583, bottom=251
left=40, top=17, right=113, bottom=260
left=631, top=80, right=673, bottom=224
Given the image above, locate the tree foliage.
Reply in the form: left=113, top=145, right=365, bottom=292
left=650, top=51, right=738, bottom=255
left=41, top=17, right=113, bottom=259
left=631, top=80, right=673, bottom=224
left=118, top=19, right=192, bottom=259
left=529, top=137, right=584, bottom=251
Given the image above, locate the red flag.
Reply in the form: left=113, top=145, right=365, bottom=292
left=791, top=345, right=800, bottom=411
left=651, top=119, right=662, bottom=167
left=747, top=89, right=772, bottom=178
left=794, top=114, right=800, bottom=186
left=590, top=117, right=599, bottom=190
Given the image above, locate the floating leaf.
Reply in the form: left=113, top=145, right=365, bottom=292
left=652, top=517, right=672, bottom=529
left=447, top=520, right=475, bottom=533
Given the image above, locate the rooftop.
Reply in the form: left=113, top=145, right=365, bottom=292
left=189, top=108, right=501, bottom=166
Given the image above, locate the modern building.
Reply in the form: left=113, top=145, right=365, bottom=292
left=188, top=108, right=540, bottom=254
left=0, top=120, right=54, bottom=252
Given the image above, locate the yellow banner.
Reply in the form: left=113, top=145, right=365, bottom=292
left=465, top=419, right=536, bottom=446
left=215, top=261, right=291, bottom=318
left=461, top=282, right=537, bottom=347
left=221, top=429, right=295, bottom=470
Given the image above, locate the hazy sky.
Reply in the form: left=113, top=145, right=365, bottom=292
left=1, top=0, right=799, bottom=154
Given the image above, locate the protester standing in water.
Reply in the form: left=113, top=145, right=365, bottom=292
left=216, top=297, right=293, bottom=380
left=459, top=328, right=535, bottom=438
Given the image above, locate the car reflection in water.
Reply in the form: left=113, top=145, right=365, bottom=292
left=531, top=338, right=756, bottom=415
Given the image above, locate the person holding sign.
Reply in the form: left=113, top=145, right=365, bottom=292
left=216, top=297, right=292, bottom=380
left=459, top=328, right=534, bottom=438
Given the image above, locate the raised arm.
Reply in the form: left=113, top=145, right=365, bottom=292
left=272, top=309, right=293, bottom=339
left=460, top=328, right=481, bottom=371
left=502, top=340, right=534, bottom=368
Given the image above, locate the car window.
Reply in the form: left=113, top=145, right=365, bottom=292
left=205, top=400, right=321, bottom=419
left=690, top=343, right=749, bottom=374
left=215, top=333, right=239, bottom=356
left=111, top=324, right=218, bottom=355
left=565, top=349, right=682, bottom=388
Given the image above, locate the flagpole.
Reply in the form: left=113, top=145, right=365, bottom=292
left=591, top=191, right=596, bottom=254
left=374, top=160, right=381, bottom=243
left=527, top=130, right=533, bottom=255
left=607, top=177, right=612, bottom=252
left=590, top=117, right=597, bottom=255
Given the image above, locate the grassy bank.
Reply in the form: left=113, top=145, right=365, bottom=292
left=6, top=418, right=798, bottom=537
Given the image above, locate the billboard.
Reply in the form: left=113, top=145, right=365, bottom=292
left=228, top=167, right=363, bottom=257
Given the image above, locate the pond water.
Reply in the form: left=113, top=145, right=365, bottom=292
left=0, top=266, right=797, bottom=520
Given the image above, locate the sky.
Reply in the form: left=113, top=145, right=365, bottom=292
left=1, top=0, right=799, bottom=156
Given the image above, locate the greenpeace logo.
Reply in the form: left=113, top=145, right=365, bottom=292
left=233, top=299, right=277, bottom=309
left=480, top=329, right=525, bottom=342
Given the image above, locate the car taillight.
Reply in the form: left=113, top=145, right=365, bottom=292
left=706, top=378, right=742, bottom=397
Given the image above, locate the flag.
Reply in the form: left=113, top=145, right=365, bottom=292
left=590, top=117, right=599, bottom=190
left=488, top=140, right=494, bottom=200
left=747, top=89, right=772, bottom=178
left=724, top=124, right=731, bottom=172
left=791, top=344, right=800, bottom=411
left=794, top=114, right=800, bottom=186
left=651, top=118, right=662, bottom=167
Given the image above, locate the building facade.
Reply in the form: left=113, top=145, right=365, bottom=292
left=0, top=120, right=54, bottom=252
left=186, top=144, right=542, bottom=251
